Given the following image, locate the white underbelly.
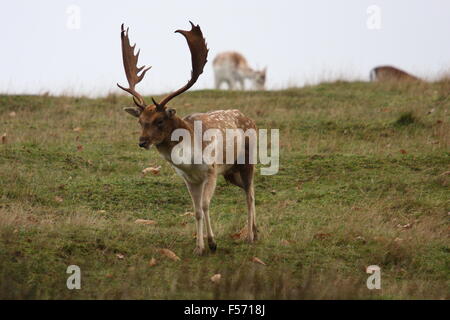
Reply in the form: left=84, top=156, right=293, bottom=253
left=172, top=163, right=209, bottom=184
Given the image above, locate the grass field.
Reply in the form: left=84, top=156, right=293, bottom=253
left=0, top=80, right=449, bottom=299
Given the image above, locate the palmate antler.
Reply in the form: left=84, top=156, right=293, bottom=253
left=155, top=21, right=209, bottom=110
left=117, top=22, right=208, bottom=112
left=117, top=24, right=151, bottom=110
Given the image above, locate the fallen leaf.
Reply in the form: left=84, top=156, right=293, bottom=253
left=230, top=226, right=248, bottom=240
left=54, top=196, right=63, bottom=203
left=1, top=133, right=7, bottom=144
left=314, top=233, right=331, bottom=240
left=439, top=171, right=450, bottom=176
left=135, top=219, right=157, bottom=225
left=210, top=274, right=221, bottom=283
left=394, top=237, right=404, bottom=242
left=158, top=248, right=180, bottom=261
left=180, top=211, right=194, bottom=217
left=9, top=111, right=16, bottom=117
left=252, top=257, right=267, bottom=266
left=142, top=166, right=161, bottom=175
left=77, top=144, right=83, bottom=151
left=116, top=253, right=124, bottom=259
left=73, top=127, right=82, bottom=132
left=105, top=274, right=113, bottom=278
left=148, top=257, right=157, bottom=267
left=400, top=149, right=407, bottom=154
left=280, top=239, right=291, bottom=246
left=396, top=223, right=412, bottom=229
left=98, top=210, right=106, bottom=213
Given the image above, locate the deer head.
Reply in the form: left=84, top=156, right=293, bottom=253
left=253, top=67, right=267, bottom=90
left=117, top=22, right=208, bottom=149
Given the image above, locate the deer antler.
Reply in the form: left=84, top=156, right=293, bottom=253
left=117, top=24, right=151, bottom=110
left=155, top=21, right=208, bottom=110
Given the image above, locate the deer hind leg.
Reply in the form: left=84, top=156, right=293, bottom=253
left=185, top=181, right=206, bottom=255
left=202, top=173, right=218, bottom=252
left=225, top=165, right=257, bottom=242
left=240, top=164, right=257, bottom=242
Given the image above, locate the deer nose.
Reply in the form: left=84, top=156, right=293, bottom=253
left=138, top=137, right=149, bottom=148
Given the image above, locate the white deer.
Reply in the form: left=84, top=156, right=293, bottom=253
left=213, top=51, right=266, bottom=90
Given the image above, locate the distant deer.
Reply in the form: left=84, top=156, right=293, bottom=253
left=213, top=51, right=266, bottom=90
left=117, top=22, right=258, bottom=255
left=370, top=65, right=421, bottom=82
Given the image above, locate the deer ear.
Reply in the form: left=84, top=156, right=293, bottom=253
left=166, top=108, right=176, bottom=118
left=123, top=107, right=141, bottom=118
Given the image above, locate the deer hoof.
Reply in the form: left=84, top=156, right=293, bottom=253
left=208, top=239, right=217, bottom=252
left=194, top=246, right=205, bottom=256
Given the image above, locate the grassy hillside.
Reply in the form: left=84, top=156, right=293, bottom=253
left=0, top=80, right=449, bottom=299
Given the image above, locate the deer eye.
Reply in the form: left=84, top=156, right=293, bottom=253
left=156, top=119, right=164, bottom=127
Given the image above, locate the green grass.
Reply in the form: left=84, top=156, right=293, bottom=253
left=0, top=80, right=449, bottom=299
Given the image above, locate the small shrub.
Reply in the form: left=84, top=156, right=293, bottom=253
left=394, top=112, right=419, bottom=127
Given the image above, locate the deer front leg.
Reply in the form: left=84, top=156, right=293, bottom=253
left=246, top=183, right=257, bottom=242
left=185, top=181, right=206, bottom=255
left=238, top=78, right=245, bottom=91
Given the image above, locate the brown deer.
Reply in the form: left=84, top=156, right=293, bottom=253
left=117, top=22, right=258, bottom=255
left=370, top=65, right=421, bottom=82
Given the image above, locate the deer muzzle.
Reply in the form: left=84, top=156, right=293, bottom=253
left=139, top=137, right=151, bottom=149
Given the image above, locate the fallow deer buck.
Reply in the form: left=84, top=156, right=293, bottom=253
left=370, top=65, right=421, bottom=82
left=117, top=22, right=258, bottom=255
left=213, top=51, right=266, bottom=90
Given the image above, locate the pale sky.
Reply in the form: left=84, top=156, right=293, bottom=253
left=1, top=0, right=449, bottom=96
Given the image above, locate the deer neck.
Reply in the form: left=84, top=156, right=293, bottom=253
left=155, top=116, right=193, bottom=162
left=241, top=67, right=256, bottom=78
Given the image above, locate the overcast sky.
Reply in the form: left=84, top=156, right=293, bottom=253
left=1, top=0, right=449, bottom=96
